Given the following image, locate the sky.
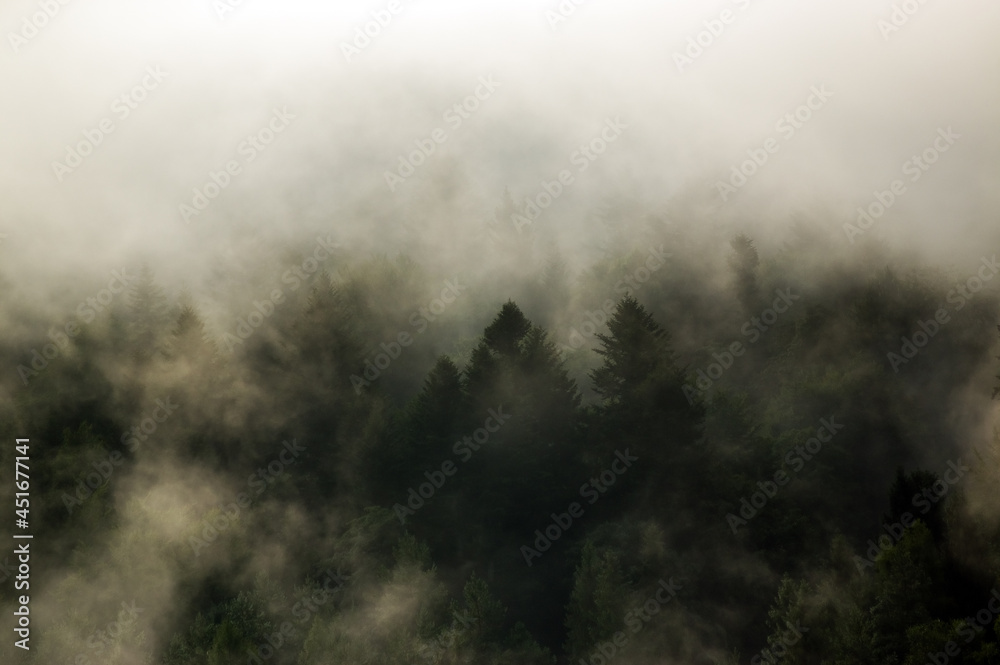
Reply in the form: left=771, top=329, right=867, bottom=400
left=1, top=0, right=998, bottom=301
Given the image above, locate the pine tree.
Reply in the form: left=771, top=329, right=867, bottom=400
left=457, top=301, right=582, bottom=542
left=125, top=264, right=170, bottom=361
left=729, top=233, right=761, bottom=314
left=885, top=467, right=945, bottom=542
left=590, top=295, right=673, bottom=406
left=368, top=356, right=465, bottom=504
left=409, top=356, right=466, bottom=439
left=564, top=542, right=627, bottom=660
left=483, top=300, right=532, bottom=359
left=588, top=296, right=703, bottom=508
left=454, top=572, right=507, bottom=649
left=167, top=305, right=215, bottom=363
left=465, top=301, right=578, bottom=408
left=993, top=325, right=1000, bottom=399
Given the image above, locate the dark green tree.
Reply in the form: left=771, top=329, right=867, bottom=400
left=459, top=301, right=582, bottom=529
left=590, top=295, right=674, bottom=406
left=588, top=296, right=702, bottom=501
left=563, top=541, right=627, bottom=660
left=454, top=572, right=508, bottom=649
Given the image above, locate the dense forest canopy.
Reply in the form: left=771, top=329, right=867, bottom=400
left=3, top=213, right=1000, bottom=664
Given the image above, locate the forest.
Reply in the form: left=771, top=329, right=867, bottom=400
left=2, top=3, right=998, bottom=662
left=3, top=204, right=1000, bottom=665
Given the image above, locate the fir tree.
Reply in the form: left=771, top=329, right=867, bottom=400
left=125, top=264, right=170, bottom=360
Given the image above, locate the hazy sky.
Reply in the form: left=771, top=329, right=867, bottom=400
left=2, top=0, right=998, bottom=291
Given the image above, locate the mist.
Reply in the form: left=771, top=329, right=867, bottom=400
left=2, top=1, right=1000, bottom=664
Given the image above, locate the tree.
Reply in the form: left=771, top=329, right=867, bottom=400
left=588, top=296, right=702, bottom=479
left=993, top=325, right=1000, bottom=400
left=728, top=233, right=761, bottom=314
left=459, top=302, right=582, bottom=523
left=464, top=300, right=579, bottom=427
left=165, top=591, right=272, bottom=665
left=454, top=572, right=508, bottom=649
left=125, top=264, right=170, bottom=361
left=762, top=577, right=815, bottom=665
left=365, top=356, right=465, bottom=506
left=563, top=542, right=627, bottom=659
left=590, top=295, right=674, bottom=406
left=868, top=522, right=946, bottom=663
left=885, top=467, right=945, bottom=542
left=482, top=300, right=532, bottom=359
left=167, top=305, right=216, bottom=363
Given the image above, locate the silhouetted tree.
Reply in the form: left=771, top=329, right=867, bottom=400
left=729, top=233, right=761, bottom=314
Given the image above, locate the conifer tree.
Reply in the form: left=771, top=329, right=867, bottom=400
left=167, top=304, right=216, bottom=363
left=454, top=572, right=508, bottom=649
left=125, top=264, right=170, bottom=360
left=564, top=542, right=627, bottom=660
left=729, top=233, right=761, bottom=314
left=590, top=295, right=673, bottom=406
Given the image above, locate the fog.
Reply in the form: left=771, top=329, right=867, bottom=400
left=2, top=1, right=1000, bottom=664
left=3, top=0, right=998, bottom=279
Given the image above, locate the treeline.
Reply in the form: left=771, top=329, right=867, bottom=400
left=2, top=228, right=1000, bottom=665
